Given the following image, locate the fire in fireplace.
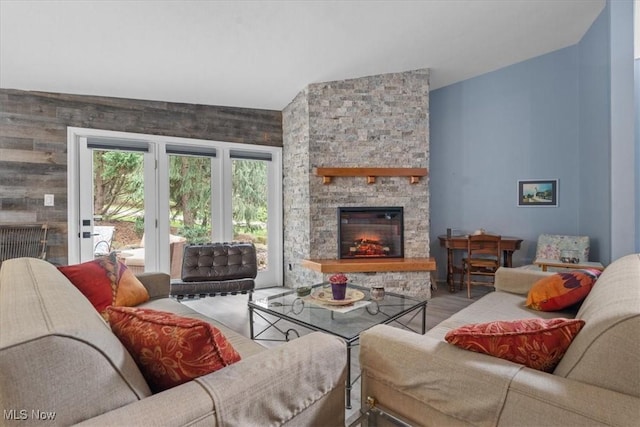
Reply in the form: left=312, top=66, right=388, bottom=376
left=338, top=207, right=404, bottom=259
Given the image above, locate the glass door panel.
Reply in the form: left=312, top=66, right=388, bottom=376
left=232, top=159, right=269, bottom=275
left=87, top=150, right=145, bottom=269
left=76, top=136, right=155, bottom=273
left=168, top=154, right=213, bottom=278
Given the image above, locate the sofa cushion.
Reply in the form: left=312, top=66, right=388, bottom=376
left=525, top=269, right=600, bottom=311
left=58, top=253, right=149, bottom=318
left=444, top=318, right=585, bottom=372
left=107, top=306, right=242, bottom=392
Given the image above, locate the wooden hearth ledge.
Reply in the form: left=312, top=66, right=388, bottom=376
left=302, top=257, right=436, bottom=273
left=314, top=167, right=428, bottom=184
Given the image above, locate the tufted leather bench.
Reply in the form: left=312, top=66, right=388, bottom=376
left=169, top=242, right=257, bottom=299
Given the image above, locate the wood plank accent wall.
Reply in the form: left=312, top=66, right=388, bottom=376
left=0, top=89, right=283, bottom=265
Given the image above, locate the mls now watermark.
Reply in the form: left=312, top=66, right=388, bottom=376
left=4, top=409, right=56, bottom=421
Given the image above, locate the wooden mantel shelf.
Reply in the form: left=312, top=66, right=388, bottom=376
left=301, top=257, right=436, bottom=273
left=314, top=167, right=428, bottom=184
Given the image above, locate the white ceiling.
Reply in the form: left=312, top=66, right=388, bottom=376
left=0, top=0, right=607, bottom=111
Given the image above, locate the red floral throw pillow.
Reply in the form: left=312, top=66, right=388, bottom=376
left=444, top=318, right=585, bottom=372
left=526, top=269, right=601, bottom=311
left=58, top=252, right=149, bottom=318
left=107, top=306, right=242, bottom=392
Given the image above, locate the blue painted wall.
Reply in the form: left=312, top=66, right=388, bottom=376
left=607, top=0, right=636, bottom=259
left=636, top=58, right=640, bottom=252
left=577, top=4, right=611, bottom=263
left=430, top=45, right=581, bottom=277
left=429, top=1, right=634, bottom=280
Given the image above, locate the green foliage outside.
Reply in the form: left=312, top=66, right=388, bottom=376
left=169, top=156, right=212, bottom=230
left=180, top=224, right=211, bottom=244
left=232, top=160, right=267, bottom=232
left=93, top=151, right=144, bottom=219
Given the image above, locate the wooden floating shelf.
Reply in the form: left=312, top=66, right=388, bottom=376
left=314, top=167, right=428, bottom=184
left=301, top=257, right=436, bottom=273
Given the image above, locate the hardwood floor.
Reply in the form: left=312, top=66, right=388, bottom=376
left=182, top=282, right=493, bottom=424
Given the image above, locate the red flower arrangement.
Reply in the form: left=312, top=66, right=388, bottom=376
left=329, top=273, right=348, bottom=284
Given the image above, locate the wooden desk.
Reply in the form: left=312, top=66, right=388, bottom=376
left=438, top=235, right=523, bottom=292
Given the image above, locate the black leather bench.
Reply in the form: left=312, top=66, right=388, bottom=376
left=169, top=242, right=257, bottom=299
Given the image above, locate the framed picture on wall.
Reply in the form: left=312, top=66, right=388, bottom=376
left=517, top=179, right=558, bottom=207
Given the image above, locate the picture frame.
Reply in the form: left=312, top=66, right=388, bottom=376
left=517, top=179, right=558, bottom=207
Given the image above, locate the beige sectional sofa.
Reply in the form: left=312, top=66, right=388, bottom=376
left=360, top=253, right=640, bottom=426
left=0, top=257, right=346, bottom=426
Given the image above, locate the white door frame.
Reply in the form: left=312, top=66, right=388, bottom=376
left=67, top=127, right=283, bottom=287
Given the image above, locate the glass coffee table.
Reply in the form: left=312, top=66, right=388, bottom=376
left=248, top=283, right=427, bottom=409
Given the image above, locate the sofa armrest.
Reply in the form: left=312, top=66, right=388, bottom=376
left=360, top=324, right=523, bottom=426
left=494, top=267, right=554, bottom=295
left=501, top=368, right=640, bottom=426
left=199, top=331, right=346, bottom=426
left=360, top=325, right=639, bottom=427
left=77, top=332, right=346, bottom=427
left=135, top=272, right=170, bottom=299
left=74, top=381, right=216, bottom=426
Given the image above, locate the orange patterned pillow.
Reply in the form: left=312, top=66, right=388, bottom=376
left=58, top=252, right=149, bottom=318
left=107, top=306, right=241, bottom=392
left=444, top=318, right=585, bottom=372
left=526, top=269, right=600, bottom=311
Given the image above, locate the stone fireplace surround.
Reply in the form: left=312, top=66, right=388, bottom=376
left=282, top=69, right=431, bottom=299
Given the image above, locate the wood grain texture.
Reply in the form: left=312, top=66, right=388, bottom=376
left=0, top=89, right=283, bottom=265
left=302, top=257, right=436, bottom=273
left=314, top=167, right=428, bottom=185
left=314, top=167, right=428, bottom=177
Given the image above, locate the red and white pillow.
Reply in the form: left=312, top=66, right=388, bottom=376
left=445, top=317, right=585, bottom=372
left=107, top=306, right=241, bottom=392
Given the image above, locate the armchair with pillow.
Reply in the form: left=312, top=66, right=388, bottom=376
left=359, top=254, right=639, bottom=426
left=520, top=234, right=591, bottom=270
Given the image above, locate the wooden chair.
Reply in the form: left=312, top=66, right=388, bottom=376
left=461, top=234, right=501, bottom=298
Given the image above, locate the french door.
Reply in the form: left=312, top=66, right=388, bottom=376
left=67, top=127, right=282, bottom=288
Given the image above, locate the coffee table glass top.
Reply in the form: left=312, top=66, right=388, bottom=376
left=249, top=283, right=426, bottom=341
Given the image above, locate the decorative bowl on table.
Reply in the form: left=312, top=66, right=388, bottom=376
left=295, top=286, right=312, bottom=297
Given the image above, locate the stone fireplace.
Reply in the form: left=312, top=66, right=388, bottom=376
left=282, top=69, right=431, bottom=299
left=338, top=207, right=403, bottom=259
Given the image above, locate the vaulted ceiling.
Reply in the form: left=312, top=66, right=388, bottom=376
left=0, top=0, right=606, bottom=110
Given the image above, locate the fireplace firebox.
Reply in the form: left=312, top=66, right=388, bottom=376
left=338, top=207, right=404, bottom=259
